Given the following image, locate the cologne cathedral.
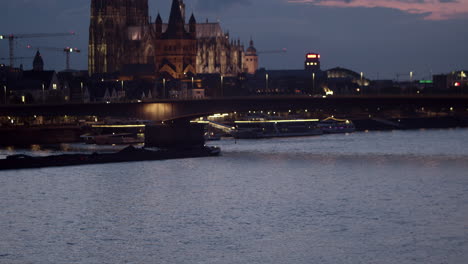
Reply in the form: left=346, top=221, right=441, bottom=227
left=88, top=0, right=257, bottom=78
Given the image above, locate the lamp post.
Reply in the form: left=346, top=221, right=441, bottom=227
left=163, top=78, right=166, bottom=99
left=360, top=72, right=364, bottom=95
left=80, top=82, right=84, bottom=102
left=266, top=73, right=269, bottom=92
left=312, top=72, right=315, bottom=95
left=410, top=71, right=414, bottom=94
left=42, top=83, right=45, bottom=103
left=3, top=85, right=6, bottom=105
left=191, top=77, right=194, bottom=89
left=220, top=75, right=224, bottom=97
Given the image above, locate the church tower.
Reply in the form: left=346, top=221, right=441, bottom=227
left=32, top=50, right=44, bottom=72
left=155, top=0, right=197, bottom=79
left=88, top=0, right=149, bottom=75
left=244, top=38, right=258, bottom=75
left=125, top=0, right=149, bottom=26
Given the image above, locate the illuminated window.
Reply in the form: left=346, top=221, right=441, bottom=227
left=53, top=84, right=57, bottom=90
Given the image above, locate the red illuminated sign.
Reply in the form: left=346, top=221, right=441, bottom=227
left=307, top=53, right=320, bottom=59
left=454, top=82, right=461, bottom=87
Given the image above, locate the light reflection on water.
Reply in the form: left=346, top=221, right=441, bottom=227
left=0, top=129, right=467, bottom=263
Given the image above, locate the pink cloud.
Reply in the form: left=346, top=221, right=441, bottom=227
left=288, top=0, right=468, bottom=20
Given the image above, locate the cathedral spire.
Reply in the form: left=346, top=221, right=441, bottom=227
left=156, top=13, right=162, bottom=24
left=155, top=13, right=163, bottom=35
left=189, top=13, right=196, bottom=37
left=163, top=0, right=188, bottom=39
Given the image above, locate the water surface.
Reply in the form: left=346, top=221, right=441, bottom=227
left=1, top=129, right=467, bottom=263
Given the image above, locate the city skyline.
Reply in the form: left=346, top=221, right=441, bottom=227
left=1, top=0, right=467, bottom=80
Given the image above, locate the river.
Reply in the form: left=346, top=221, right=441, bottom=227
left=1, top=129, right=467, bottom=263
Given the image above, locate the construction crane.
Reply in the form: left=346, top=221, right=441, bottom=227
left=27, top=45, right=81, bottom=70
left=0, top=56, right=33, bottom=61
left=0, top=56, right=34, bottom=67
left=258, top=48, right=287, bottom=54
left=0, top=32, right=75, bottom=68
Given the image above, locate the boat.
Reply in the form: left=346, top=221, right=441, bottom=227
left=0, top=145, right=221, bottom=170
left=317, top=117, right=356, bottom=134
left=232, top=116, right=323, bottom=139
left=204, top=132, right=221, bottom=141
left=80, top=133, right=144, bottom=145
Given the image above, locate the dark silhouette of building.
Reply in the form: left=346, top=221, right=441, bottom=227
left=33, top=51, right=44, bottom=72
left=304, top=52, right=320, bottom=72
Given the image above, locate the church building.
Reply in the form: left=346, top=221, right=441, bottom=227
left=88, top=0, right=255, bottom=79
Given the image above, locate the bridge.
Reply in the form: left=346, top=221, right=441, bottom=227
left=1, top=95, right=467, bottom=121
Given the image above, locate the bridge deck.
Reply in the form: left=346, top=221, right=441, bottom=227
left=0, top=95, right=467, bottom=121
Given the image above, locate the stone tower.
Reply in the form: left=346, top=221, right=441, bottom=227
left=88, top=0, right=149, bottom=75
left=155, top=0, right=197, bottom=79
left=244, top=38, right=258, bottom=75
left=33, top=50, right=44, bottom=71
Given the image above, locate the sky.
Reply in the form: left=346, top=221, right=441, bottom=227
left=1, top=0, right=467, bottom=80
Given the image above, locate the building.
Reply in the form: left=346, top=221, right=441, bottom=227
left=154, top=0, right=197, bottom=79
left=89, top=0, right=247, bottom=78
left=244, top=39, right=259, bottom=75
left=304, top=52, right=320, bottom=72
left=246, top=68, right=325, bottom=95
left=3, top=52, right=69, bottom=104
left=324, top=67, right=369, bottom=95
left=433, top=71, right=467, bottom=91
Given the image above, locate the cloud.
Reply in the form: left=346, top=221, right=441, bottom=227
left=287, top=0, right=468, bottom=20
left=196, top=0, right=252, bottom=11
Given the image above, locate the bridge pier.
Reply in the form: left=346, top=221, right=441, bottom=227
left=145, top=120, right=205, bottom=148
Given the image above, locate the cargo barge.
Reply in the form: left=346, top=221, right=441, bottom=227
left=0, top=145, right=220, bottom=170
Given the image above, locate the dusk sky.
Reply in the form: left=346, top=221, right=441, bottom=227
left=1, top=0, right=467, bottom=80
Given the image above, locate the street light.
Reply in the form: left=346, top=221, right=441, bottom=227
left=360, top=72, right=364, bottom=94
left=312, top=72, right=315, bottom=94
left=410, top=71, right=414, bottom=94
left=266, top=73, right=269, bottom=92
left=3, top=85, right=6, bottom=104
left=220, top=75, right=224, bottom=97
left=163, top=78, right=166, bottom=98
left=42, top=83, right=45, bottom=103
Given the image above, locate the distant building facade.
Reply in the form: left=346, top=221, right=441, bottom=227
left=4, top=52, right=66, bottom=104
left=433, top=71, right=467, bottom=90
left=244, top=39, right=258, bottom=75
left=304, top=52, right=320, bottom=72
left=89, top=0, right=247, bottom=78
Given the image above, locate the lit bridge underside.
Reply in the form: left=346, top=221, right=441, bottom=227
left=0, top=95, right=467, bottom=121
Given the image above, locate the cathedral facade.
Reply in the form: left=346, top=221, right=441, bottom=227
left=89, top=0, right=253, bottom=79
